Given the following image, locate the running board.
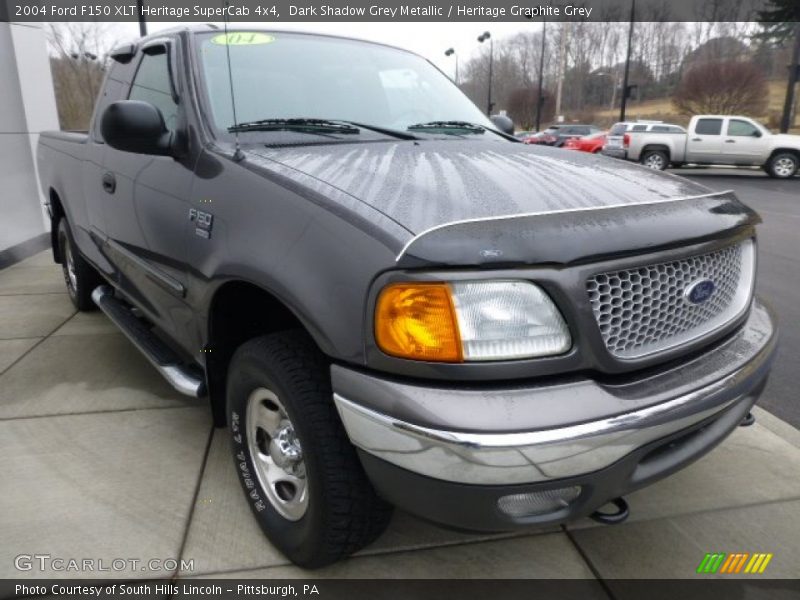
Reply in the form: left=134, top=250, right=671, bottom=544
left=91, top=285, right=206, bottom=398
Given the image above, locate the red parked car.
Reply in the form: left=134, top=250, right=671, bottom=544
left=523, top=131, right=558, bottom=145
left=563, top=131, right=607, bottom=153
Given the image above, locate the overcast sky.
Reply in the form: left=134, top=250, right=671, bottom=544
left=111, top=21, right=543, bottom=76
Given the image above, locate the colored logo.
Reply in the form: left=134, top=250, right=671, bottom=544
left=696, top=552, right=773, bottom=574
left=685, top=279, right=716, bottom=305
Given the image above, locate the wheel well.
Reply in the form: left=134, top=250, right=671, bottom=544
left=49, top=189, right=65, bottom=263
left=641, top=145, right=670, bottom=159
left=768, top=148, right=800, bottom=162
left=205, top=281, right=307, bottom=427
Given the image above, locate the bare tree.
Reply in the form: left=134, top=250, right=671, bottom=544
left=673, top=60, right=768, bottom=115
left=507, top=85, right=554, bottom=130
left=47, top=23, right=115, bottom=130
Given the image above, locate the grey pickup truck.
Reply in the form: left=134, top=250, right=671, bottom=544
left=37, top=26, right=777, bottom=567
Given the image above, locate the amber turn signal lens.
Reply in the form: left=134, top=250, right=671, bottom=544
left=374, top=283, right=463, bottom=362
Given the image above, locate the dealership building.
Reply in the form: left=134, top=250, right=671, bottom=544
left=0, top=20, right=58, bottom=267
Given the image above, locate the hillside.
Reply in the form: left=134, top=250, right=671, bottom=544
left=588, top=79, right=797, bottom=132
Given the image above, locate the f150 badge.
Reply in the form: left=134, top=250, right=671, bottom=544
left=189, top=208, right=213, bottom=239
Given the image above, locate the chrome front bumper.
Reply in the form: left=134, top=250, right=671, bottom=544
left=333, top=300, right=777, bottom=486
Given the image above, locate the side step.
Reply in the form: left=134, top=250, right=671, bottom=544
left=92, top=286, right=206, bottom=398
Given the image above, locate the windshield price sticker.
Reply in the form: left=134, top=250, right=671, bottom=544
left=211, top=32, right=276, bottom=46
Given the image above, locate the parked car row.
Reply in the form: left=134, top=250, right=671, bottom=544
left=518, top=116, right=799, bottom=178
left=524, top=124, right=603, bottom=147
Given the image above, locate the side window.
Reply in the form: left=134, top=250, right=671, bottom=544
left=92, top=78, right=123, bottom=142
left=631, top=125, right=647, bottom=132
left=695, top=118, right=723, bottom=135
left=727, top=119, right=759, bottom=137
left=129, top=49, right=179, bottom=131
left=91, top=58, right=138, bottom=142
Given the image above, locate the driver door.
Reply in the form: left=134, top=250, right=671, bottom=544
left=101, top=39, right=195, bottom=347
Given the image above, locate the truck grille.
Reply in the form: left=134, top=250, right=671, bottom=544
left=586, top=240, right=755, bottom=359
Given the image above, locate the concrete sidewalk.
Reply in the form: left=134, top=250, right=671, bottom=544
left=1, top=252, right=799, bottom=583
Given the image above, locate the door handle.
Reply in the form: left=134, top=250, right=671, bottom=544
left=691, top=138, right=702, bottom=142
left=102, top=172, right=116, bottom=194
left=725, top=139, right=736, bottom=143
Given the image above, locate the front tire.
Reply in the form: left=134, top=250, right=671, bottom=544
left=641, top=149, right=669, bottom=170
left=766, top=153, right=799, bottom=179
left=57, top=219, right=101, bottom=311
left=226, top=331, right=392, bottom=568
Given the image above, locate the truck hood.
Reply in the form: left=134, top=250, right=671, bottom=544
left=246, top=140, right=712, bottom=235
left=245, top=140, right=757, bottom=267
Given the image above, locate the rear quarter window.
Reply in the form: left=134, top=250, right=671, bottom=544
left=695, top=118, right=723, bottom=135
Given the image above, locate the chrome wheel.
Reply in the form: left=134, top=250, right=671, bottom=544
left=643, top=153, right=666, bottom=170
left=773, top=157, right=796, bottom=178
left=246, top=387, right=308, bottom=521
left=63, top=239, right=78, bottom=293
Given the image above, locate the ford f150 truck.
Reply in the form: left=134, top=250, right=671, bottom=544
left=37, top=26, right=778, bottom=568
left=603, top=114, right=800, bottom=178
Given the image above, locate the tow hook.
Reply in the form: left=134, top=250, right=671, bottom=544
left=590, top=497, right=630, bottom=525
left=739, top=412, right=756, bottom=427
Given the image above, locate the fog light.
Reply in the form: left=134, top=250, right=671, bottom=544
left=497, top=486, right=581, bottom=517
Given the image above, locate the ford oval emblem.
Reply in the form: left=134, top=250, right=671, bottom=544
left=685, top=279, right=716, bottom=305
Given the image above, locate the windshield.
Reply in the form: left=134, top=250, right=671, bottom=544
left=195, top=31, right=492, bottom=136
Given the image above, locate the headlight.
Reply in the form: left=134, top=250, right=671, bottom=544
left=374, top=280, right=571, bottom=362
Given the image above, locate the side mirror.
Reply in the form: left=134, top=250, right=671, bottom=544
left=752, top=130, right=762, bottom=138
left=490, top=114, right=515, bottom=136
left=101, top=101, right=173, bottom=156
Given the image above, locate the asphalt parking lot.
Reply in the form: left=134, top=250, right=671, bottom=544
left=0, top=170, right=798, bottom=586
left=672, top=168, right=799, bottom=428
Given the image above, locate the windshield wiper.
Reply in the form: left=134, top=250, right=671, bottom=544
left=228, top=118, right=419, bottom=141
left=228, top=118, right=360, bottom=134
left=407, top=121, right=486, bottom=134
left=343, top=121, right=420, bottom=141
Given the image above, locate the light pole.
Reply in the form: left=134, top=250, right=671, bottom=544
left=620, top=0, right=636, bottom=122
left=478, top=31, right=493, bottom=115
left=535, top=20, right=547, bottom=132
left=444, top=48, right=458, bottom=85
left=71, top=51, right=98, bottom=101
left=137, top=0, right=147, bottom=36
left=779, top=23, right=800, bottom=133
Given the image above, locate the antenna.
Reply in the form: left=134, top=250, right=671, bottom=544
left=223, top=1, right=244, bottom=161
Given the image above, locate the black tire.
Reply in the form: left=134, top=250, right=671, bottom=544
left=226, top=331, right=392, bottom=568
left=766, top=152, right=799, bottom=179
left=640, top=149, right=669, bottom=171
left=57, top=219, right=101, bottom=311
